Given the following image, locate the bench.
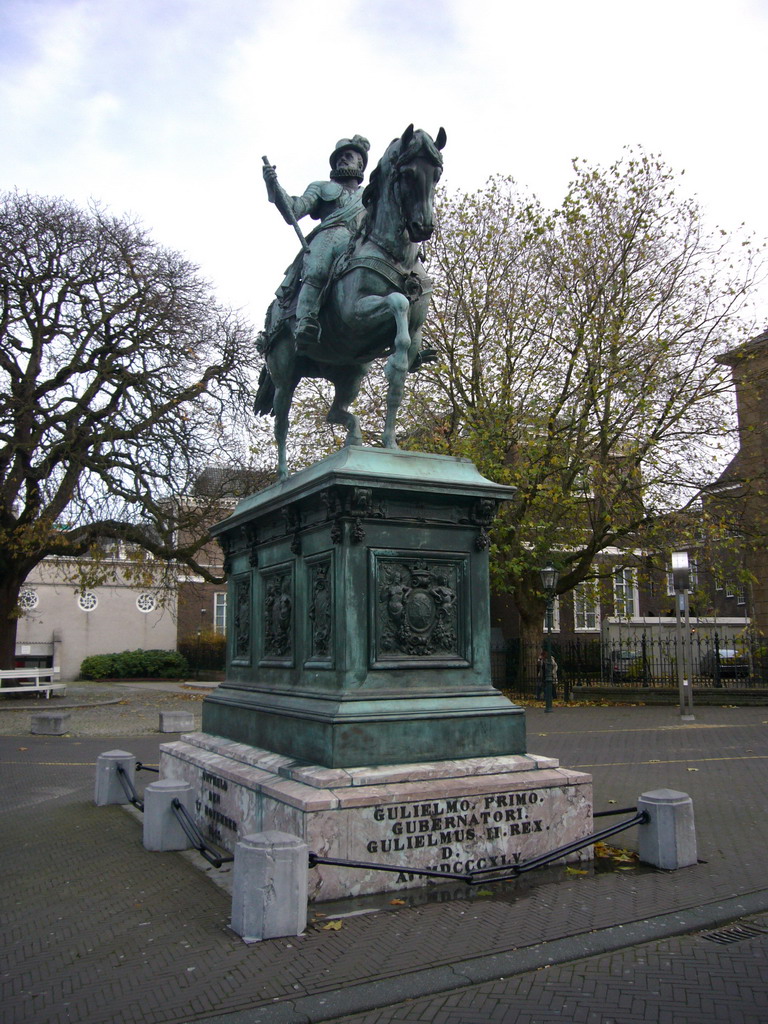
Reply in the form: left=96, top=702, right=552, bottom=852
left=0, top=668, right=62, bottom=699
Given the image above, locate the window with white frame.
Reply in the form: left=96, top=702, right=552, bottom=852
left=613, top=567, right=638, bottom=619
left=214, top=592, right=227, bottom=634
left=573, top=583, right=600, bottom=631
left=18, top=587, right=39, bottom=610
left=77, top=590, right=98, bottom=612
left=737, top=583, right=746, bottom=606
left=543, top=596, right=560, bottom=633
left=136, top=592, right=157, bottom=614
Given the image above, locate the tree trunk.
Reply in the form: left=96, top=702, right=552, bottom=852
left=0, top=572, right=25, bottom=671
left=516, top=595, right=547, bottom=694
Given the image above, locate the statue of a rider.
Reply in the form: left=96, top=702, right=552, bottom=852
left=262, top=134, right=370, bottom=355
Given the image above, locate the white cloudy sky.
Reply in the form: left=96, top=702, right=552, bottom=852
left=2, top=0, right=767, bottom=327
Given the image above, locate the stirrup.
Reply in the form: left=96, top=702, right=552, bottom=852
left=295, top=316, right=321, bottom=353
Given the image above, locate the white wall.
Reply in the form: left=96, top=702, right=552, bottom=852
left=16, top=562, right=178, bottom=681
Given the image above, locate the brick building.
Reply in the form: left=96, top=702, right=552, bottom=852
left=711, top=326, right=768, bottom=634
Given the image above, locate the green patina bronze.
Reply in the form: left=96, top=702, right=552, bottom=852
left=203, top=447, right=524, bottom=768
left=254, top=125, right=446, bottom=481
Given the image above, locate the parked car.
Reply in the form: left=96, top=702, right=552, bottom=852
left=699, top=648, right=749, bottom=681
left=604, top=649, right=649, bottom=683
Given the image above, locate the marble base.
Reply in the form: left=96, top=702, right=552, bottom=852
left=160, top=732, right=593, bottom=901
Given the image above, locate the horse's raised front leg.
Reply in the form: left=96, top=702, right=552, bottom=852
left=326, top=366, right=366, bottom=447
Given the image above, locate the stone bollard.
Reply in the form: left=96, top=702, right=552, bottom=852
left=231, top=831, right=308, bottom=942
left=638, top=788, right=697, bottom=870
left=143, top=779, right=195, bottom=851
left=94, top=750, right=136, bottom=806
left=158, top=710, right=196, bottom=733
left=31, top=711, right=71, bottom=735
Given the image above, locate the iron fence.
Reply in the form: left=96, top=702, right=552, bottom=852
left=491, top=632, right=768, bottom=697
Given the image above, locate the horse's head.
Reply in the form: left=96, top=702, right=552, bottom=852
left=363, top=125, right=446, bottom=244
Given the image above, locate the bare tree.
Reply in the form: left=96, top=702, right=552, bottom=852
left=0, top=191, right=259, bottom=667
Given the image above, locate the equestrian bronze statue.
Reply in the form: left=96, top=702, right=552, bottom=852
left=254, top=124, right=446, bottom=480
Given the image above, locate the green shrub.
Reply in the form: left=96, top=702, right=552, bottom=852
left=141, top=649, right=189, bottom=678
left=79, top=653, right=119, bottom=680
left=79, top=649, right=188, bottom=680
left=114, top=649, right=148, bottom=677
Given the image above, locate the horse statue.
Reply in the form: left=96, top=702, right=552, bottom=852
left=254, top=125, right=446, bottom=480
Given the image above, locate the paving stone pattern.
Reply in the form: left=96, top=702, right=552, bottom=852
left=1, top=697, right=767, bottom=1024
left=333, top=914, right=768, bottom=1023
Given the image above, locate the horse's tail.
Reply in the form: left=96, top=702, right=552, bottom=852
left=253, top=365, right=275, bottom=417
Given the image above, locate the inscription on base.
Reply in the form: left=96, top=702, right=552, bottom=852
left=363, top=791, right=546, bottom=875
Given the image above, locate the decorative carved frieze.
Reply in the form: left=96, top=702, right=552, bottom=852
left=281, top=506, right=301, bottom=555
left=321, top=485, right=386, bottom=544
left=243, top=523, right=259, bottom=568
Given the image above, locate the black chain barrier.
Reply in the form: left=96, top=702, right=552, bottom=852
left=116, top=764, right=646, bottom=886
left=115, top=763, right=144, bottom=811
left=308, top=808, right=649, bottom=886
left=170, top=798, right=235, bottom=868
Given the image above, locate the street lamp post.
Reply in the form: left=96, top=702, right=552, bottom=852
left=196, top=607, right=207, bottom=680
left=671, top=551, right=695, bottom=722
left=540, top=562, right=560, bottom=714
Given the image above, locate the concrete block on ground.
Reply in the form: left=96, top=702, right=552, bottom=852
left=94, top=749, right=136, bottom=806
left=638, top=788, right=697, bottom=870
left=159, top=710, right=196, bottom=733
left=231, top=831, right=308, bottom=942
left=143, top=779, right=195, bottom=851
left=30, top=711, right=71, bottom=735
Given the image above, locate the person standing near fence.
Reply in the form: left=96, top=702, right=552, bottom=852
left=536, top=650, right=558, bottom=700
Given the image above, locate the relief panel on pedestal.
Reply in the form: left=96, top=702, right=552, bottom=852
left=370, top=551, right=469, bottom=668
left=305, top=553, right=334, bottom=668
left=259, top=562, right=295, bottom=667
left=231, top=573, right=252, bottom=666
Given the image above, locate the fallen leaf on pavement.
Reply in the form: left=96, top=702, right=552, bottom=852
left=595, top=842, right=639, bottom=863
left=322, top=920, right=343, bottom=931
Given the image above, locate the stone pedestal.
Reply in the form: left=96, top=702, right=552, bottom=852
left=161, top=449, right=593, bottom=901
left=161, top=733, right=592, bottom=901
left=204, top=447, right=524, bottom=768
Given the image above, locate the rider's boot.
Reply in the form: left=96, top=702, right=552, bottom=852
left=294, top=283, right=323, bottom=355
